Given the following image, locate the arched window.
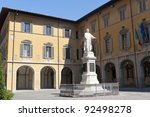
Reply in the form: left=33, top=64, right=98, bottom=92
left=119, top=27, right=130, bottom=51
left=43, top=43, right=54, bottom=59
left=20, top=40, right=32, bottom=58
left=103, top=32, right=112, bottom=54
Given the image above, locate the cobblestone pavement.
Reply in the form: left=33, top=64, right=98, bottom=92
left=12, top=89, right=150, bottom=100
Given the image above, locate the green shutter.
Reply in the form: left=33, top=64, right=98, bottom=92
left=30, top=23, right=33, bottom=33
left=69, top=29, right=72, bottom=38
left=63, top=47, right=66, bottom=59
left=20, top=43, right=23, bottom=57
left=70, top=47, right=72, bottom=59
left=119, top=34, right=123, bottom=51
left=79, top=48, right=82, bottom=58
left=126, top=32, right=130, bottom=49
left=148, top=24, right=150, bottom=39
left=43, top=25, right=46, bottom=35
left=21, top=22, right=25, bottom=32
left=43, top=45, right=46, bottom=59
left=51, top=26, right=54, bottom=36
left=30, top=44, right=33, bottom=58
left=62, top=29, right=65, bottom=38
left=103, top=40, right=106, bottom=54
left=51, top=47, right=54, bottom=59
left=110, top=38, right=113, bottom=53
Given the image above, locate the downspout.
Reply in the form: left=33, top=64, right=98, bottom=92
left=129, top=0, right=139, bottom=88
left=57, top=19, right=60, bottom=89
left=11, top=11, right=17, bottom=91
left=97, top=12, right=102, bottom=83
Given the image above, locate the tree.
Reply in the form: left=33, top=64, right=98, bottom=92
left=0, top=52, right=13, bottom=100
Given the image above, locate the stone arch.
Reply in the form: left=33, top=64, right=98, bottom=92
left=61, top=67, right=73, bottom=84
left=105, top=62, right=117, bottom=83
left=120, top=60, right=136, bottom=87
left=16, top=65, right=34, bottom=90
left=96, top=65, right=101, bottom=83
left=141, top=56, right=150, bottom=87
left=40, top=66, right=55, bottom=89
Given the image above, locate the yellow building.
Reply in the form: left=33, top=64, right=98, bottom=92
left=0, top=0, right=150, bottom=91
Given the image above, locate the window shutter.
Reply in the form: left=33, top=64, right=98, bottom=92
left=103, top=40, right=106, bottom=54
left=63, top=47, right=66, bottom=60
left=20, top=43, right=23, bottom=57
left=76, top=49, right=79, bottom=60
left=30, top=23, right=33, bottom=33
left=69, top=29, right=72, bottom=38
left=43, top=25, right=46, bottom=35
left=43, top=45, right=46, bottom=59
left=51, top=26, right=54, bottom=36
left=79, top=48, right=82, bottom=58
left=126, top=32, right=131, bottom=49
left=119, top=34, right=123, bottom=51
left=21, top=22, right=25, bottom=32
left=51, top=47, right=54, bottom=59
left=148, top=24, right=150, bottom=40
left=110, top=38, right=113, bottom=53
left=70, top=47, right=72, bottom=59
left=62, top=29, right=65, bottom=38
left=30, top=44, right=33, bottom=58
left=81, top=48, right=84, bottom=57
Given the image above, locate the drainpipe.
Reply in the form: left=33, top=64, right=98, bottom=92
left=97, top=12, right=102, bottom=83
left=11, top=11, right=17, bottom=91
left=129, top=0, right=139, bottom=88
left=57, top=19, right=60, bottom=89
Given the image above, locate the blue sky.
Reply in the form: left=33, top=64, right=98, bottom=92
left=0, top=0, right=109, bottom=20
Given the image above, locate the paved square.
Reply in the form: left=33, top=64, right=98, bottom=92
left=12, top=89, right=150, bottom=100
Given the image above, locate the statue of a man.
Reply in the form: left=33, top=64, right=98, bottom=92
left=84, top=28, right=96, bottom=52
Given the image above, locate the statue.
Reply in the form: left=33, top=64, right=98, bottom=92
left=84, top=28, right=96, bottom=52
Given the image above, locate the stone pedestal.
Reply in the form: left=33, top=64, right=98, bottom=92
left=79, top=51, right=101, bottom=96
left=80, top=52, right=99, bottom=84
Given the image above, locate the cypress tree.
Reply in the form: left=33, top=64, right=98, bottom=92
left=0, top=52, right=13, bottom=100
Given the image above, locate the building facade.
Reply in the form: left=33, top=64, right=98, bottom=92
left=0, top=0, right=150, bottom=91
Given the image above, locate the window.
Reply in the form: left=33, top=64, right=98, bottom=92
left=105, top=39, right=110, bottom=53
left=44, top=25, right=53, bottom=35
left=121, top=33, right=128, bottom=49
left=76, top=49, right=79, bottom=60
left=20, top=40, right=32, bottom=58
left=139, top=0, right=146, bottom=12
left=63, top=45, right=71, bottom=60
left=63, top=28, right=71, bottom=38
left=80, top=42, right=84, bottom=58
left=80, top=26, right=85, bottom=37
left=43, top=43, right=54, bottom=59
left=103, top=33, right=112, bottom=54
left=103, top=14, right=109, bottom=28
left=91, top=20, right=96, bottom=33
left=139, top=19, right=150, bottom=43
left=22, top=22, right=32, bottom=33
left=119, top=5, right=126, bottom=21
left=119, top=27, right=130, bottom=51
